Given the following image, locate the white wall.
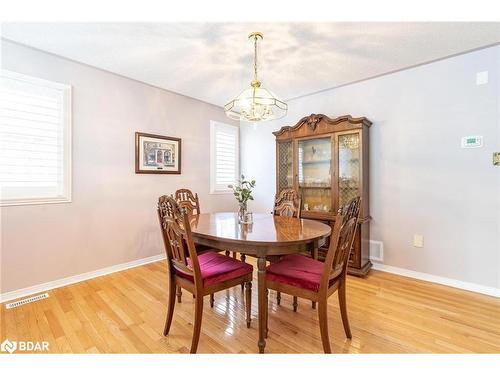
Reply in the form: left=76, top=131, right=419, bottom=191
left=241, top=45, right=500, bottom=289
left=0, top=40, right=239, bottom=293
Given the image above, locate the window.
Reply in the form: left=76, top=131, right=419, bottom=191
left=210, top=121, right=239, bottom=193
left=0, top=70, right=72, bottom=206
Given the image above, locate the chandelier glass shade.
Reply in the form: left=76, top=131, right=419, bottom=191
left=224, top=32, right=288, bottom=122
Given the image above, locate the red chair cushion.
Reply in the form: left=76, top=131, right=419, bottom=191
left=177, top=252, right=253, bottom=287
left=266, top=254, right=328, bottom=292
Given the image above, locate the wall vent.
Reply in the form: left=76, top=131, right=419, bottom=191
left=370, top=240, right=384, bottom=262
left=5, top=293, right=49, bottom=309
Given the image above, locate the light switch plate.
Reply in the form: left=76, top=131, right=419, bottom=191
left=476, top=71, right=488, bottom=85
left=494, top=152, right=500, bottom=166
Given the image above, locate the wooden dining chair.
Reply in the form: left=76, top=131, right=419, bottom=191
left=272, top=188, right=302, bottom=308
left=175, top=188, right=233, bottom=255
left=158, top=196, right=253, bottom=353
left=273, top=188, right=302, bottom=218
left=265, top=197, right=361, bottom=353
left=174, top=188, right=201, bottom=215
left=338, top=196, right=362, bottom=224
left=173, top=188, right=223, bottom=303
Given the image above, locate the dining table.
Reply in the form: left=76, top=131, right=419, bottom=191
left=189, top=212, right=332, bottom=353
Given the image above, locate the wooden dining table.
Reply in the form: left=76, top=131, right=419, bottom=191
left=189, top=212, right=331, bottom=353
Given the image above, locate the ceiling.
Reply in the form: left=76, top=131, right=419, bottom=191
left=2, top=23, right=499, bottom=107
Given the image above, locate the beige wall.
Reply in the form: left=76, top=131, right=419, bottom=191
left=241, top=45, right=500, bottom=290
left=0, top=40, right=239, bottom=293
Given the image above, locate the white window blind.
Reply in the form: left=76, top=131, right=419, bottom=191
left=210, top=121, right=239, bottom=193
left=0, top=70, right=72, bottom=206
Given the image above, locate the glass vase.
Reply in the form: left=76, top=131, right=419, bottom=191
left=238, top=203, right=252, bottom=224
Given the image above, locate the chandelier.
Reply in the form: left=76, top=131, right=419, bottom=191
left=224, top=32, right=288, bottom=122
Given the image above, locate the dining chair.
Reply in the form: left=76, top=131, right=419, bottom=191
left=174, top=188, right=201, bottom=215
left=273, top=188, right=302, bottom=218
left=265, top=197, right=361, bottom=353
left=272, top=188, right=302, bottom=308
left=158, top=195, right=253, bottom=353
left=174, top=188, right=233, bottom=256
left=173, top=188, right=224, bottom=303
left=338, top=196, right=362, bottom=224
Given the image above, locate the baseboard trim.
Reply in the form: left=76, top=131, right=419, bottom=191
left=3, top=254, right=498, bottom=304
left=0, top=253, right=166, bottom=304
left=371, top=262, right=500, bottom=298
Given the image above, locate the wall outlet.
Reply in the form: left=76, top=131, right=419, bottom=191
left=476, top=71, right=488, bottom=85
left=369, top=240, right=384, bottom=262
left=413, top=234, right=424, bottom=248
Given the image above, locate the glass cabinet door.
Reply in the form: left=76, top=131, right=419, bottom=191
left=276, top=141, right=294, bottom=192
left=298, top=137, right=332, bottom=213
left=338, top=132, right=361, bottom=207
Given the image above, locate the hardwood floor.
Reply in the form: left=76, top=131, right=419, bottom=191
left=1, top=258, right=499, bottom=353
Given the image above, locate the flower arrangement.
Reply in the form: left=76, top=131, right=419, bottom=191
left=228, top=175, right=256, bottom=223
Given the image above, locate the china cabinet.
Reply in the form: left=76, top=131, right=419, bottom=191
left=273, top=114, right=372, bottom=276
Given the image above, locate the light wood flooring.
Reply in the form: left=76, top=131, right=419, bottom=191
left=1, top=258, right=499, bottom=353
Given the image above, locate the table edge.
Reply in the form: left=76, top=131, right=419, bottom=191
left=190, top=213, right=331, bottom=247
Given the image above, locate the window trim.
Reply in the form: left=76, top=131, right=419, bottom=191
left=0, top=70, right=72, bottom=207
left=209, top=120, right=239, bottom=194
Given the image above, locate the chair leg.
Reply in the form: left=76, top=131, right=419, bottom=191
left=318, top=302, right=332, bottom=353
left=225, top=250, right=230, bottom=256
left=241, top=254, right=246, bottom=291
left=265, top=289, right=269, bottom=338
left=245, top=281, right=252, bottom=328
left=176, top=285, right=182, bottom=303
left=276, top=291, right=281, bottom=305
left=311, top=247, right=318, bottom=310
left=233, top=252, right=237, bottom=259
left=190, top=295, right=204, bottom=354
left=338, top=279, right=352, bottom=339
left=163, top=279, right=176, bottom=336
left=210, top=293, right=214, bottom=308
left=293, top=296, right=298, bottom=312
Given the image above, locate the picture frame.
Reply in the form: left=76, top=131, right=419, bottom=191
left=135, top=132, right=181, bottom=174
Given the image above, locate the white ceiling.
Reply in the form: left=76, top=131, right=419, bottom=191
left=2, top=23, right=499, bottom=107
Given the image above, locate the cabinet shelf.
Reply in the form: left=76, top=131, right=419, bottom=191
left=301, top=159, right=331, bottom=165
left=299, top=185, right=331, bottom=189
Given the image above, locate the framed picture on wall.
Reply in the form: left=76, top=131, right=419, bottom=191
left=135, top=132, right=181, bottom=174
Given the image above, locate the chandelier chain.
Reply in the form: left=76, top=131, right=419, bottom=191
left=253, top=35, right=258, bottom=82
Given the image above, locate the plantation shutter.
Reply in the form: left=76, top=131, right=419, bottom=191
left=210, top=121, right=239, bottom=193
left=0, top=70, right=71, bottom=206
